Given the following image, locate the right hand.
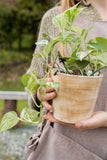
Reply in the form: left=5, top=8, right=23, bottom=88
left=37, top=77, right=57, bottom=110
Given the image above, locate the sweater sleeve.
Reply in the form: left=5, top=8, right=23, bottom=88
left=26, top=6, right=60, bottom=110
left=27, top=13, right=51, bottom=110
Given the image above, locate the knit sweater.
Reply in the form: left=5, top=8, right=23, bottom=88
left=27, top=4, right=101, bottom=110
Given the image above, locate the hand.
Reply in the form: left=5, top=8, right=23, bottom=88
left=43, top=111, right=107, bottom=130
left=75, top=111, right=107, bottom=130
left=37, top=77, right=56, bottom=110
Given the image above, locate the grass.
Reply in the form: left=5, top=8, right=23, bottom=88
left=0, top=80, right=25, bottom=91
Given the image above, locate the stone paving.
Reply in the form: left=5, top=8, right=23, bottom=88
left=0, top=124, right=37, bottom=160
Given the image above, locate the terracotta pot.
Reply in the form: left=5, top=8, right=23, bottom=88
left=51, top=71, right=103, bottom=123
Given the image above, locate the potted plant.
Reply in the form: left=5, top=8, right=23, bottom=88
left=0, top=4, right=107, bottom=131
left=34, top=4, right=107, bottom=123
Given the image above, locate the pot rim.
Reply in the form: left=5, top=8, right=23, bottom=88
left=54, top=71, right=103, bottom=79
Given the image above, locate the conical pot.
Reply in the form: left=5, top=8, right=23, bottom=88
left=51, top=71, right=103, bottom=123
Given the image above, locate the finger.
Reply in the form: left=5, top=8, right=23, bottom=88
left=46, top=87, right=55, bottom=93
left=38, top=85, right=55, bottom=97
left=42, top=101, right=52, bottom=110
left=37, top=86, right=56, bottom=101
left=42, top=87, right=55, bottom=93
left=43, top=112, right=59, bottom=123
left=43, top=91, right=56, bottom=101
left=44, top=77, right=55, bottom=93
left=75, top=118, right=96, bottom=130
left=43, top=112, right=75, bottom=127
left=75, top=112, right=102, bottom=130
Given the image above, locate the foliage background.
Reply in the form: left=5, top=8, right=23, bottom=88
left=0, top=0, right=59, bottom=118
left=0, top=0, right=59, bottom=50
left=0, top=0, right=59, bottom=90
left=0, top=1, right=59, bottom=159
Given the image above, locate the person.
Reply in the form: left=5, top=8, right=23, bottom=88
left=25, top=0, right=107, bottom=159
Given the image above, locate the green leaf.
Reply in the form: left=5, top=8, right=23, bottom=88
left=42, top=33, right=49, bottom=38
left=90, top=51, right=107, bottom=67
left=35, top=40, right=48, bottom=46
left=20, top=108, right=40, bottom=124
left=21, top=74, right=31, bottom=87
left=81, top=26, right=93, bottom=41
left=42, top=39, right=59, bottom=57
left=27, top=71, right=40, bottom=94
left=42, top=33, right=55, bottom=40
left=38, top=81, right=59, bottom=91
left=33, top=53, right=42, bottom=58
left=71, top=26, right=93, bottom=52
left=58, top=31, right=75, bottom=44
left=70, top=26, right=83, bottom=35
left=0, top=112, right=19, bottom=132
left=71, top=49, right=80, bottom=60
left=88, top=37, right=107, bottom=52
left=87, top=42, right=102, bottom=50
left=72, top=37, right=79, bottom=43
left=76, top=50, right=93, bottom=61
left=52, top=5, right=84, bottom=31
left=65, top=59, right=89, bottom=71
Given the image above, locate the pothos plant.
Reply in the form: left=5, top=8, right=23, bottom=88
left=0, top=4, right=107, bottom=132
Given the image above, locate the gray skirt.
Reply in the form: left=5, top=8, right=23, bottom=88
left=25, top=120, right=107, bottom=160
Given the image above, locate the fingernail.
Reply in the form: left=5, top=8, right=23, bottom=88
left=77, top=123, right=82, bottom=128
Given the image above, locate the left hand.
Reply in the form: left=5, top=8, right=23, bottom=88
left=43, top=111, right=107, bottom=130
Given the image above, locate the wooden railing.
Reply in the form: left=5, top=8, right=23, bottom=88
left=0, top=91, right=28, bottom=100
left=0, top=91, right=28, bottom=127
left=0, top=91, right=28, bottom=117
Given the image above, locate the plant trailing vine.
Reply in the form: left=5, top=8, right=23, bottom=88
left=0, top=4, right=107, bottom=132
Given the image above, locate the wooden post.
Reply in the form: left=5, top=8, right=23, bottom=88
left=2, top=100, right=22, bottom=128
left=2, top=100, right=17, bottom=115
left=0, top=91, right=28, bottom=128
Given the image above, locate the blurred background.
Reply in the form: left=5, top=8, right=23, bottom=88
left=0, top=0, right=59, bottom=159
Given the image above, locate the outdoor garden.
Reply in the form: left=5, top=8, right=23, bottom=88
left=0, top=0, right=58, bottom=159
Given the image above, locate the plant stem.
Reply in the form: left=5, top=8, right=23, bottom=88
left=66, top=44, right=71, bottom=57
left=27, top=89, right=40, bottom=108
left=45, top=56, right=48, bottom=74
left=80, top=69, right=84, bottom=76
left=30, top=92, right=40, bottom=108
left=90, top=66, right=107, bottom=76
left=43, top=54, right=58, bottom=80
left=39, top=86, right=46, bottom=122
left=63, top=62, right=69, bottom=74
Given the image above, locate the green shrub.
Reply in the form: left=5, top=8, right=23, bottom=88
left=0, top=0, right=47, bottom=50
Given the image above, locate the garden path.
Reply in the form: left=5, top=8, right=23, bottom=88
left=0, top=124, right=37, bottom=160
